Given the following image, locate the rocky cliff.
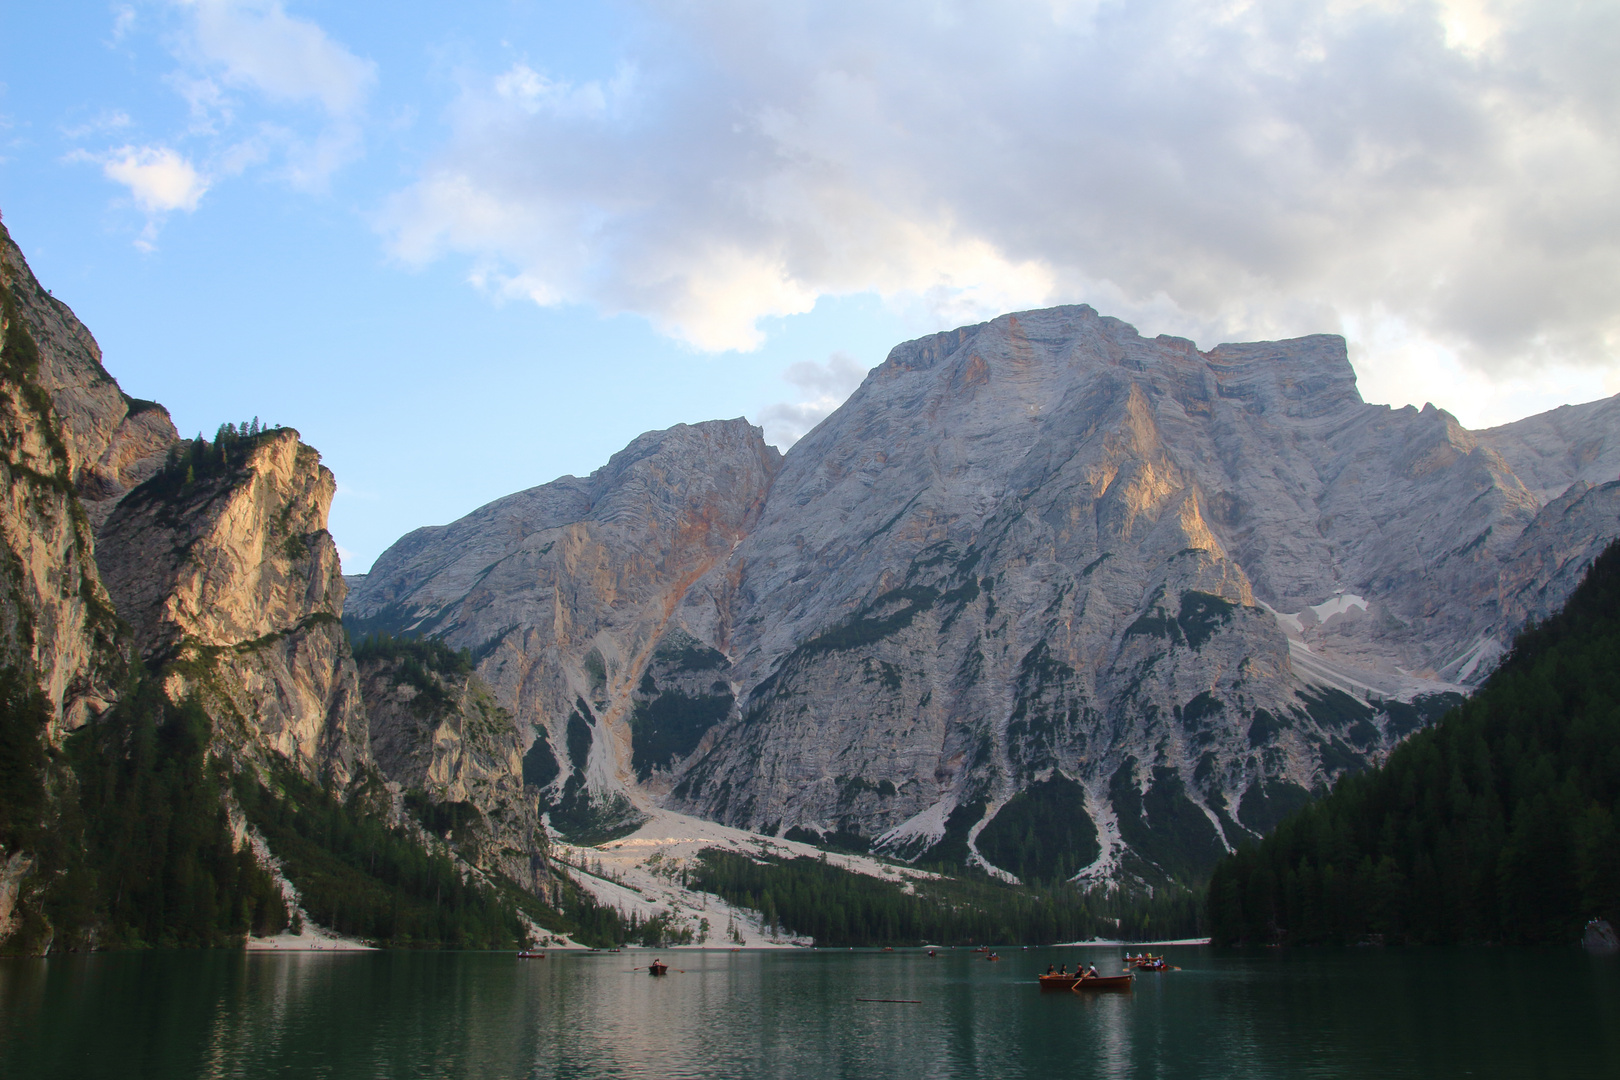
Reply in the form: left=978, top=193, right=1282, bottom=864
left=348, top=419, right=781, bottom=839
left=0, top=219, right=556, bottom=953
left=0, top=225, right=177, bottom=737
left=356, top=637, right=551, bottom=895
left=350, top=305, right=1620, bottom=885
left=95, top=427, right=368, bottom=786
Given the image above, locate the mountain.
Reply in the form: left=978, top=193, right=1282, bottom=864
left=0, top=220, right=568, bottom=953
left=349, top=305, right=1620, bottom=886
left=345, top=419, right=782, bottom=841
left=95, top=427, right=368, bottom=786
left=1208, top=538, right=1620, bottom=945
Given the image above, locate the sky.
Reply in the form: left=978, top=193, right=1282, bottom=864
left=2, top=1, right=1617, bottom=572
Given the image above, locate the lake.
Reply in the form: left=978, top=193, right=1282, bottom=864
left=2, top=945, right=1616, bottom=1079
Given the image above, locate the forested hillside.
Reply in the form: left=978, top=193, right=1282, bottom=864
left=691, top=849, right=1203, bottom=946
left=1209, top=541, right=1620, bottom=945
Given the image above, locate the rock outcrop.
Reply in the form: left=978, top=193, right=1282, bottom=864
left=0, top=224, right=169, bottom=735
left=95, top=429, right=367, bottom=785
left=1, top=219, right=562, bottom=953
left=357, top=641, right=551, bottom=895
left=351, top=305, right=1620, bottom=884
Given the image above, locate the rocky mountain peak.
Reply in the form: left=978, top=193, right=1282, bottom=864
left=1202, top=334, right=1362, bottom=422
left=98, top=428, right=341, bottom=657
left=350, top=304, right=1620, bottom=885
left=0, top=225, right=178, bottom=521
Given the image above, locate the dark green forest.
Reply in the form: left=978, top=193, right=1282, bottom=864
left=233, top=765, right=533, bottom=949
left=1208, top=539, right=1620, bottom=946
left=0, top=654, right=644, bottom=952
left=0, top=668, right=290, bottom=952
left=690, top=848, right=1203, bottom=946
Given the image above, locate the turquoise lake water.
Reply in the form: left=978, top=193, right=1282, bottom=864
left=1, top=945, right=1616, bottom=1079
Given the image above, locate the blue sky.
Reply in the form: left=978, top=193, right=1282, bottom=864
left=3, top=1, right=1617, bottom=570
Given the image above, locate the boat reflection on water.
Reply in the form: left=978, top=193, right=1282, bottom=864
left=1037, top=972, right=1133, bottom=992
left=3, top=946, right=1617, bottom=1079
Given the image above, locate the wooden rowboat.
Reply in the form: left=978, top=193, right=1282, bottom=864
left=648, top=961, right=669, bottom=976
left=516, top=950, right=546, bottom=959
left=1038, top=973, right=1133, bottom=991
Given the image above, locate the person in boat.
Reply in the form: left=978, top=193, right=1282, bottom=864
left=1059, top=964, right=1068, bottom=975
left=1047, top=964, right=1056, bottom=975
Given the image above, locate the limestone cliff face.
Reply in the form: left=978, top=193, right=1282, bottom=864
left=0, top=222, right=565, bottom=953
left=0, top=225, right=133, bottom=735
left=668, top=309, right=1618, bottom=880
left=1478, top=396, right=1620, bottom=504
left=96, top=430, right=367, bottom=785
left=0, top=226, right=178, bottom=535
left=346, top=419, right=782, bottom=836
left=358, top=646, right=550, bottom=893
left=353, top=305, right=1620, bottom=884
left=1, top=221, right=183, bottom=949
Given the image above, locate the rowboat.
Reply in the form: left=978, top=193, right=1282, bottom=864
left=648, top=961, right=669, bottom=976
left=516, top=950, right=546, bottom=959
left=1038, top=973, right=1133, bottom=991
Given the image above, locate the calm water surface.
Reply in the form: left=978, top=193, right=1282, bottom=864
left=1, top=946, right=1616, bottom=1079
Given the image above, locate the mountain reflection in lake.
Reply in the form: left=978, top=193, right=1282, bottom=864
left=2, top=946, right=1616, bottom=1079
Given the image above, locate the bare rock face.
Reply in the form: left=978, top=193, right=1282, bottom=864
left=358, top=644, right=551, bottom=894
left=1, top=221, right=564, bottom=949
left=78, top=403, right=180, bottom=533
left=354, top=305, right=1620, bottom=884
left=665, top=309, right=1617, bottom=879
left=1478, top=396, right=1620, bottom=504
left=0, top=227, right=125, bottom=734
left=345, top=419, right=782, bottom=838
left=0, top=226, right=178, bottom=533
left=97, top=430, right=367, bottom=785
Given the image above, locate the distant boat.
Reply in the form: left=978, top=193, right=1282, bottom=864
left=517, top=950, right=546, bottom=959
left=649, top=960, right=669, bottom=976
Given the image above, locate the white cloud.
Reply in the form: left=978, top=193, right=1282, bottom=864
left=494, top=62, right=634, bottom=121
left=179, top=0, right=376, bottom=117
left=99, top=144, right=209, bottom=214
left=755, top=352, right=871, bottom=448
left=136, top=0, right=378, bottom=191
left=111, top=5, right=136, bottom=42
left=379, top=0, right=1620, bottom=405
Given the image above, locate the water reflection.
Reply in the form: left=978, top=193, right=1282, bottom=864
left=1, top=946, right=1615, bottom=1079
